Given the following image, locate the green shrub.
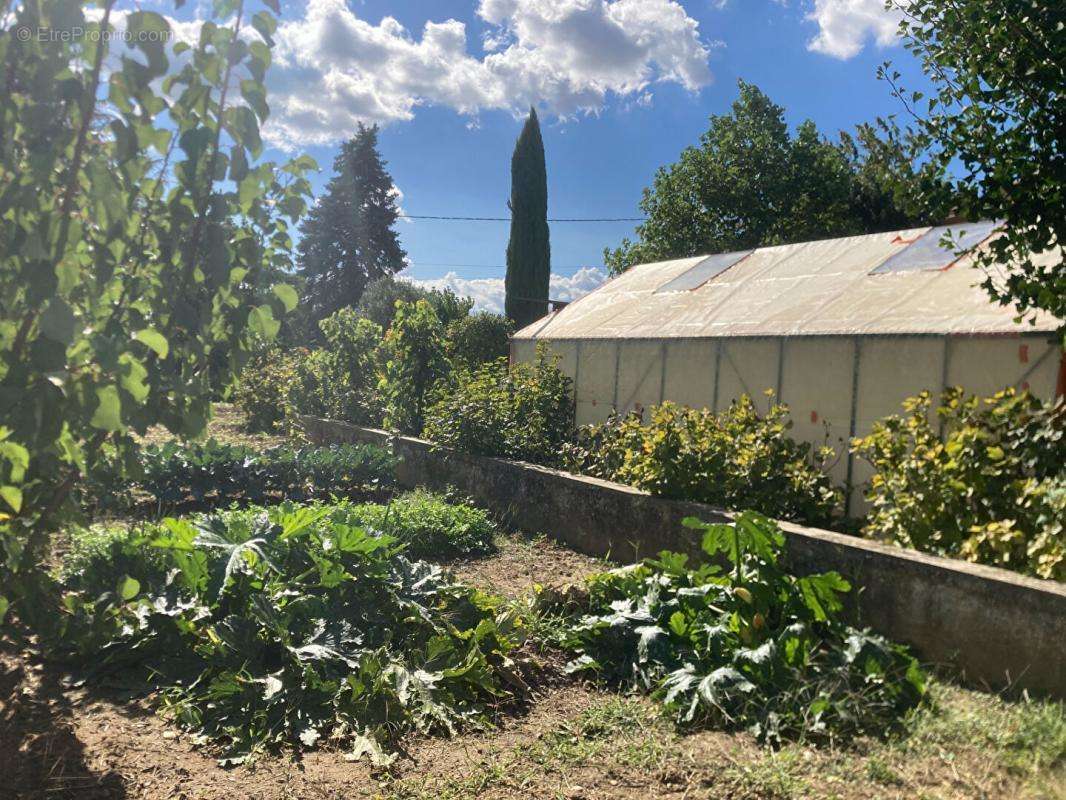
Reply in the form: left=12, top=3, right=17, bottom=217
left=566, top=397, right=841, bottom=527
left=340, top=490, right=497, bottom=560
left=233, top=348, right=306, bottom=432
left=853, top=388, right=1065, bottom=581
left=423, top=349, right=575, bottom=466
left=137, top=441, right=396, bottom=506
left=59, top=524, right=166, bottom=595
left=290, top=310, right=384, bottom=425
left=58, top=503, right=527, bottom=762
left=564, top=512, right=927, bottom=744
left=356, top=276, right=473, bottom=331
left=445, top=313, right=513, bottom=369
left=378, top=300, right=449, bottom=434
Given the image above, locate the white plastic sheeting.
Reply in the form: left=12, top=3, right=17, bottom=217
left=510, top=224, right=1063, bottom=516
left=513, top=225, right=1062, bottom=340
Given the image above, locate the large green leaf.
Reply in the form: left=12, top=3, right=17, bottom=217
left=134, top=328, right=169, bottom=359
left=248, top=305, right=280, bottom=340
left=0, top=485, right=22, bottom=513
left=90, top=386, right=124, bottom=432
left=271, top=283, right=298, bottom=313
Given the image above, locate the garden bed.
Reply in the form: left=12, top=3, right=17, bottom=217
left=3, top=406, right=1063, bottom=800
left=3, top=637, right=1063, bottom=800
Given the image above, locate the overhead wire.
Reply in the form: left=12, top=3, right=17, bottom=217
left=397, top=213, right=644, bottom=223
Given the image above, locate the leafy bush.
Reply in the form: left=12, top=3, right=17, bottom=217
left=234, top=348, right=306, bottom=433
left=0, top=0, right=310, bottom=589
left=566, top=398, right=841, bottom=527
left=137, top=441, right=396, bottom=507
left=59, top=524, right=166, bottom=596
left=564, top=512, right=927, bottom=744
left=356, top=276, right=473, bottom=331
left=424, top=349, right=574, bottom=466
left=445, top=313, right=514, bottom=369
left=853, top=388, right=1065, bottom=580
left=378, top=300, right=449, bottom=434
left=341, top=490, right=497, bottom=560
left=59, top=503, right=527, bottom=762
left=290, top=310, right=384, bottom=426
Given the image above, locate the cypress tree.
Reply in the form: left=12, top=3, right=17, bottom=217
left=505, top=108, right=551, bottom=329
left=297, top=124, right=406, bottom=328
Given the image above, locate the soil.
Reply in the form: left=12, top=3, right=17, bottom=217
left=450, top=532, right=608, bottom=600
left=5, top=637, right=1063, bottom=800
left=136, top=404, right=289, bottom=451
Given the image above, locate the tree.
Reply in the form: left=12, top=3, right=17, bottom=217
left=378, top=300, right=448, bottom=435
left=883, top=1, right=1065, bottom=343
left=298, top=125, right=406, bottom=328
left=445, top=312, right=514, bottom=370
left=505, top=108, right=551, bottom=329
left=0, top=0, right=310, bottom=600
left=605, top=82, right=950, bottom=273
left=356, top=275, right=473, bottom=331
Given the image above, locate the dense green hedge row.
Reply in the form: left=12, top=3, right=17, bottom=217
left=234, top=278, right=513, bottom=435
left=854, top=388, right=1064, bottom=581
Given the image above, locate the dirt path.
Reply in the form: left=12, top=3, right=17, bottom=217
left=5, top=632, right=1063, bottom=800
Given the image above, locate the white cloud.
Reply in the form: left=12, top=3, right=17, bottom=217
left=805, top=0, right=902, bottom=59
left=263, top=0, right=713, bottom=147
left=399, top=266, right=607, bottom=315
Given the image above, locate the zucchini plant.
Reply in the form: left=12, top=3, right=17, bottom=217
left=565, top=512, right=927, bottom=744
left=59, top=503, right=527, bottom=763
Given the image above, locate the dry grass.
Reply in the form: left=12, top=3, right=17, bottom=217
left=136, top=402, right=289, bottom=450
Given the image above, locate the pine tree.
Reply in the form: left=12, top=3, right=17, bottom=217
left=298, top=124, right=406, bottom=327
left=505, top=108, right=551, bottom=329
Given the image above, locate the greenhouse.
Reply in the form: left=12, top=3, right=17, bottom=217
left=511, top=223, right=1064, bottom=515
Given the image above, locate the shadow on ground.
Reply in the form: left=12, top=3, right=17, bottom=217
left=0, top=641, right=126, bottom=800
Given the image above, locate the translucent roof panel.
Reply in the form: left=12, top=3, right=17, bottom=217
left=870, top=221, right=998, bottom=274
left=654, top=250, right=752, bottom=293
left=512, top=223, right=1062, bottom=340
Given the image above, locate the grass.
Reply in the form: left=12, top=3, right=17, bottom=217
left=375, top=681, right=1065, bottom=800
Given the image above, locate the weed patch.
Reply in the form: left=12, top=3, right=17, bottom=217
left=341, top=489, right=497, bottom=560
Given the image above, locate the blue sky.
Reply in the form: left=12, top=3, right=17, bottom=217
left=142, top=0, right=935, bottom=311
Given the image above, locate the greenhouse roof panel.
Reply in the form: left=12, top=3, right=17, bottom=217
left=654, top=250, right=753, bottom=293
left=869, top=221, right=999, bottom=274
left=513, top=223, right=1061, bottom=340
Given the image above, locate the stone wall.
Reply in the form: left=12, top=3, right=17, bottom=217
left=301, top=416, right=1066, bottom=698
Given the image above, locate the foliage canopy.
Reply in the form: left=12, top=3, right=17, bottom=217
left=297, top=125, right=406, bottom=328
left=0, top=0, right=311, bottom=584
left=885, top=0, right=1065, bottom=343
left=604, top=81, right=950, bottom=272
left=505, top=108, right=551, bottom=328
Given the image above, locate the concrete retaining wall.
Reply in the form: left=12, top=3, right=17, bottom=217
left=301, top=416, right=1066, bottom=698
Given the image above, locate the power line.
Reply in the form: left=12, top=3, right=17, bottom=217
left=398, top=213, right=644, bottom=223
left=400, top=266, right=609, bottom=275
